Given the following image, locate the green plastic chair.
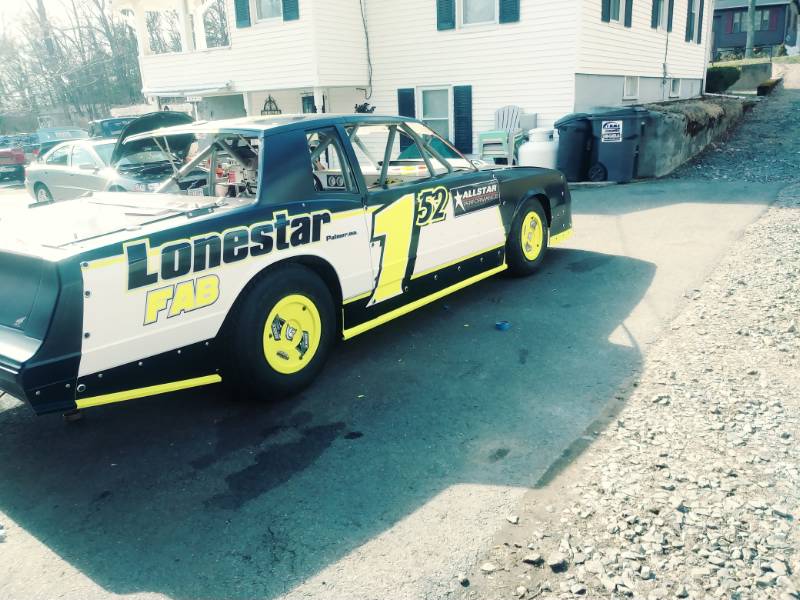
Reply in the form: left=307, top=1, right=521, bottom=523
left=478, top=105, right=525, bottom=165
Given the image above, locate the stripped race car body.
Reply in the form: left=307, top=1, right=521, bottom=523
left=0, top=114, right=572, bottom=415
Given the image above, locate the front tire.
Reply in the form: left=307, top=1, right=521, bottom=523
left=506, top=199, right=549, bottom=277
left=226, top=264, right=335, bottom=400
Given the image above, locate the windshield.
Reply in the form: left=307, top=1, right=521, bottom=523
left=103, top=119, right=134, bottom=136
left=93, top=142, right=115, bottom=165
left=402, top=122, right=474, bottom=171
left=37, top=129, right=88, bottom=142
left=116, top=149, right=177, bottom=168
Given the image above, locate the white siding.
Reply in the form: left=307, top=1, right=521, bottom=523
left=314, top=0, right=370, bottom=87
left=366, top=0, right=581, bottom=147
left=578, top=0, right=714, bottom=80
left=138, top=0, right=319, bottom=95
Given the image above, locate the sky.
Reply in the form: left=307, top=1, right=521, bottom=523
left=0, top=0, right=71, bottom=36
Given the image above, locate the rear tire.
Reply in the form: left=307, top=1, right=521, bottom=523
left=506, top=199, right=549, bottom=277
left=225, top=264, right=335, bottom=400
left=33, top=183, right=53, bottom=204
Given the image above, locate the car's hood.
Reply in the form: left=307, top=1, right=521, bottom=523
left=110, top=111, right=195, bottom=166
left=0, top=192, right=218, bottom=258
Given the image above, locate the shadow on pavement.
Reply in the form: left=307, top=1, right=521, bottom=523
left=572, top=179, right=783, bottom=216
left=0, top=247, right=655, bottom=599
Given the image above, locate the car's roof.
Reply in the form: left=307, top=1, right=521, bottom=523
left=123, top=113, right=412, bottom=143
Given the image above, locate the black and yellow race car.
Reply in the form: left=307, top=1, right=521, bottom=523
left=0, top=114, right=572, bottom=416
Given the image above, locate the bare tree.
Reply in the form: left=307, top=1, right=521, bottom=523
left=0, top=0, right=144, bottom=123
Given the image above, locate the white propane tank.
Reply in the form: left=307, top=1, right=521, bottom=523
left=518, top=128, right=559, bottom=169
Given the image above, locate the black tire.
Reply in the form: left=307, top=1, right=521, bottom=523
left=506, top=198, right=549, bottom=277
left=588, top=163, right=608, bottom=182
left=33, top=183, right=53, bottom=204
left=225, top=264, right=335, bottom=400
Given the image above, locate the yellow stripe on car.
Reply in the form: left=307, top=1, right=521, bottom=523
left=75, top=374, right=222, bottom=409
left=549, top=228, right=573, bottom=246
left=342, top=264, right=507, bottom=340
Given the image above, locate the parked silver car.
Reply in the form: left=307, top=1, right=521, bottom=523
left=24, top=112, right=205, bottom=203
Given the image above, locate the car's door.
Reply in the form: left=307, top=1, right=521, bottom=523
left=39, top=144, right=73, bottom=200
left=344, top=121, right=505, bottom=321
left=402, top=123, right=507, bottom=283
left=67, top=143, right=106, bottom=198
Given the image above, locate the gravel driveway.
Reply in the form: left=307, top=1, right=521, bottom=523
left=462, top=73, right=800, bottom=600
left=671, top=65, right=800, bottom=183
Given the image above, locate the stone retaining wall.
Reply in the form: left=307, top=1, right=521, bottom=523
left=638, top=97, right=750, bottom=179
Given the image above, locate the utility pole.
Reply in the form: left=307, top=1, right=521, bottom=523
left=745, top=0, right=757, bottom=58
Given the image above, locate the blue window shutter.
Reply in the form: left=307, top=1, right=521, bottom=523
left=601, top=0, right=611, bottom=22
left=282, top=0, right=299, bottom=21
left=624, top=0, right=633, bottom=27
left=697, top=0, right=705, bottom=42
left=499, top=0, right=520, bottom=24
left=686, top=0, right=694, bottom=41
left=437, top=0, right=456, bottom=30
left=398, top=89, right=416, bottom=151
left=234, top=0, right=251, bottom=28
left=651, top=0, right=659, bottom=28
left=453, top=85, right=473, bottom=154
left=397, top=88, right=416, bottom=118
left=667, top=0, right=675, bottom=31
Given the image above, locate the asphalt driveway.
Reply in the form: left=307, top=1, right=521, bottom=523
left=0, top=178, right=782, bottom=600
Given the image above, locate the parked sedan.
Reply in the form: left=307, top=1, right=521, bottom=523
left=25, top=112, right=205, bottom=203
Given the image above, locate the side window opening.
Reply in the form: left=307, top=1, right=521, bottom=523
left=46, top=146, right=70, bottom=166
left=306, top=128, right=357, bottom=193
left=345, top=123, right=440, bottom=190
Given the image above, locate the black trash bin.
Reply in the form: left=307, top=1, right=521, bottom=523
left=586, top=107, right=649, bottom=183
left=554, top=113, right=592, bottom=182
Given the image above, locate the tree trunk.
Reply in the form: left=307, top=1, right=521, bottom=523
left=745, top=0, right=757, bottom=58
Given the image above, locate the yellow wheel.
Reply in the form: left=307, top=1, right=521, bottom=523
left=263, top=294, right=322, bottom=375
left=227, top=264, right=335, bottom=399
left=520, top=210, right=545, bottom=262
left=507, top=198, right=549, bottom=276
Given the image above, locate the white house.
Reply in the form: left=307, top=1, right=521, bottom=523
left=116, top=0, right=714, bottom=155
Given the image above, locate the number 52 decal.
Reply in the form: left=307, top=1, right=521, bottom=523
left=367, top=185, right=450, bottom=307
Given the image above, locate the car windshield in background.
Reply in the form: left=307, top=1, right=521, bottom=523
left=102, top=119, right=135, bottom=137
left=37, top=129, right=88, bottom=142
left=93, top=142, right=115, bottom=166
left=116, top=148, right=178, bottom=169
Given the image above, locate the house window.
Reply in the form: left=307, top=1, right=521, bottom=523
left=420, top=88, right=452, bottom=140
left=732, top=9, right=768, bottom=33
left=609, top=0, right=621, bottom=22
left=145, top=9, right=183, bottom=54
left=670, top=78, right=681, bottom=97
left=653, top=0, right=667, bottom=28
left=201, top=0, right=229, bottom=48
left=256, top=0, right=282, bottom=20
left=756, top=9, right=771, bottom=31
left=687, top=0, right=697, bottom=38
left=461, top=0, right=496, bottom=25
left=623, top=76, right=640, bottom=100
left=732, top=11, right=744, bottom=33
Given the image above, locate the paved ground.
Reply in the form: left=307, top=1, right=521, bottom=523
left=0, top=166, right=780, bottom=599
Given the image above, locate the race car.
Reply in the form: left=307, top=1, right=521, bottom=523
left=0, top=114, right=572, bottom=416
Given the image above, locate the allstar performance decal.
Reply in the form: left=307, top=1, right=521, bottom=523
left=451, top=180, right=501, bottom=217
